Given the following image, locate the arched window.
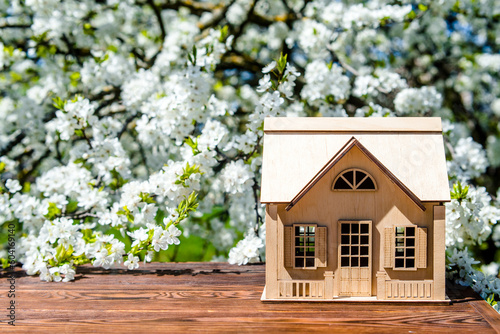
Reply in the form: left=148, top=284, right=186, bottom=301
left=332, top=168, right=377, bottom=191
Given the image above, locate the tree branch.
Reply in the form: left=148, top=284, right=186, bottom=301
left=147, top=0, right=167, bottom=43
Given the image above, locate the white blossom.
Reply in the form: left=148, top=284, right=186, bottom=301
left=228, top=232, right=264, bottom=265
left=394, top=87, right=442, bottom=115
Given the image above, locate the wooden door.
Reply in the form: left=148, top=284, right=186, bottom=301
left=338, top=220, right=372, bottom=296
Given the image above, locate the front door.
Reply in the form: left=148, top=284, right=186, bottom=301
left=338, top=220, right=372, bottom=296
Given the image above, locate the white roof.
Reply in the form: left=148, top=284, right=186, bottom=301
left=260, top=117, right=451, bottom=204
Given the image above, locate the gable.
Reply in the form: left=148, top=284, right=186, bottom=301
left=285, top=137, right=426, bottom=211
left=260, top=117, right=450, bottom=204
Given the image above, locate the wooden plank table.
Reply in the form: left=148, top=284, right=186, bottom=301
left=1, top=262, right=500, bottom=333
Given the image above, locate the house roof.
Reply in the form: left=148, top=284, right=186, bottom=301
left=260, top=117, right=451, bottom=205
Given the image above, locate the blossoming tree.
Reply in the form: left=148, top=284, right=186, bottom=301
left=1, top=0, right=499, bottom=309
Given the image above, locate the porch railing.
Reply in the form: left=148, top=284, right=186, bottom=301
left=384, top=279, right=434, bottom=300
left=278, top=279, right=325, bottom=299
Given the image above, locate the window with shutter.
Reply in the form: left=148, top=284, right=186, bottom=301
left=387, top=225, right=427, bottom=271
left=284, top=224, right=327, bottom=269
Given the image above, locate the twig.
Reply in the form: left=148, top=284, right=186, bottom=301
left=147, top=0, right=167, bottom=43
left=0, top=131, right=26, bottom=157
left=118, top=113, right=138, bottom=139
left=62, top=34, right=83, bottom=66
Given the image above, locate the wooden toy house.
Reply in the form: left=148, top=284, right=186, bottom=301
left=260, top=117, right=450, bottom=301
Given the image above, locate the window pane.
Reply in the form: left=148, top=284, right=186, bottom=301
left=341, top=246, right=349, bottom=255
left=295, top=226, right=301, bottom=235
left=356, top=171, right=367, bottom=185
left=360, top=257, right=369, bottom=267
left=360, top=224, right=369, bottom=234
left=351, top=257, right=359, bottom=267
left=396, top=238, right=404, bottom=247
left=334, top=177, right=351, bottom=189
left=295, top=248, right=304, bottom=256
left=307, top=226, right=315, bottom=235
left=299, top=226, right=305, bottom=234
left=360, top=246, right=369, bottom=255
left=357, top=177, right=375, bottom=190
left=406, top=259, right=415, bottom=268
left=406, top=238, right=415, bottom=247
left=395, top=248, right=404, bottom=257
left=406, top=227, right=415, bottom=237
left=406, top=248, right=415, bottom=257
left=341, top=223, right=350, bottom=234
left=395, top=259, right=404, bottom=268
left=351, top=235, right=359, bottom=244
left=351, top=223, right=359, bottom=234
left=396, top=227, right=405, bottom=236
left=295, top=237, right=304, bottom=246
left=306, top=248, right=315, bottom=257
left=341, top=257, right=349, bottom=267
left=295, top=258, right=304, bottom=267
left=341, top=235, right=349, bottom=245
left=306, top=238, right=315, bottom=246
left=305, top=258, right=315, bottom=267
left=360, top=235, right=369, bottom=245
left=343, top=171, right=354, bottom=184
left=351, top=246, right=359, bottom=255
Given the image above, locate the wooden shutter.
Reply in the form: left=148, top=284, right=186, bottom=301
left=284, top=226, right=292, bottom=267
left=417, top=227, right=427, bottom=268
left=316, top=226, right=327, bottom=267
left=384, top=227, right=394, bottom=268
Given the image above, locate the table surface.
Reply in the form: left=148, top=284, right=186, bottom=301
left=1, top=262, right=500, bottom=333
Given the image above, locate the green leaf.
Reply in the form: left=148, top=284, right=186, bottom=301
left=185, top=136, right=200, bottom=155
left=109, top=168, right=128, bottom=190
left=10, top=71, right=22, bottom=82
left=406, top=10, right=417, bottom=20
left=418, top=4, right=428, bottom=11
left=52, top=97, right=67, bottom=110
left=70, top=72, right=80, bottom=81
left=22, top=181, right=30, bottom=193
left=219, top=25, right=229, bottom=41
left=70, top=72, right=80, bottom=87
left=188, top=45, right=197, bottom=65
left=1, top=258, right=9, bottom=269
left=55, top=244, right=66, bottom=262
left=139, top=192, right=156, bottom=204
left=66, top=200, right=78, bottom=213
left=82, top=229, right=97, bottom=243
left=44, top=202, right=61, bottom=220
left=117, top=205, right=135, bottom=223
left=487, top=294, right=497, bottom=306
left=107, top=45, right=118, bottom=53
left=83, top=23, right=94, bottom=36
left=176, top=162, right=202, bottom=187
left=276, top=53, right=288, bottom=74
left=450, top=181, right=469, bottom=202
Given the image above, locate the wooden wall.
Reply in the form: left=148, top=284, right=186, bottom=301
left=265, top=145, right=439, bottom=298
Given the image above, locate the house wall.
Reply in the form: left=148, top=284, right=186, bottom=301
left=266, top=145, right=441, bottom=298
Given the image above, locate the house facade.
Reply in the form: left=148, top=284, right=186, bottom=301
left=260, top=117, right=450, bottom=301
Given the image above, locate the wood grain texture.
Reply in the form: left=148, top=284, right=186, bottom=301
left=263, top=117, right=443, bottom=133
left=1, top=262, right=499, bottom=333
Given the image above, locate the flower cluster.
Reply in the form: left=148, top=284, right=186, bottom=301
left=446, top=183, right=500, bottom=247
left=1, top=0, right=500, bottom=313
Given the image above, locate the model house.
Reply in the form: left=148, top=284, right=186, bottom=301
left=260, top=117, right=450, bottom=301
